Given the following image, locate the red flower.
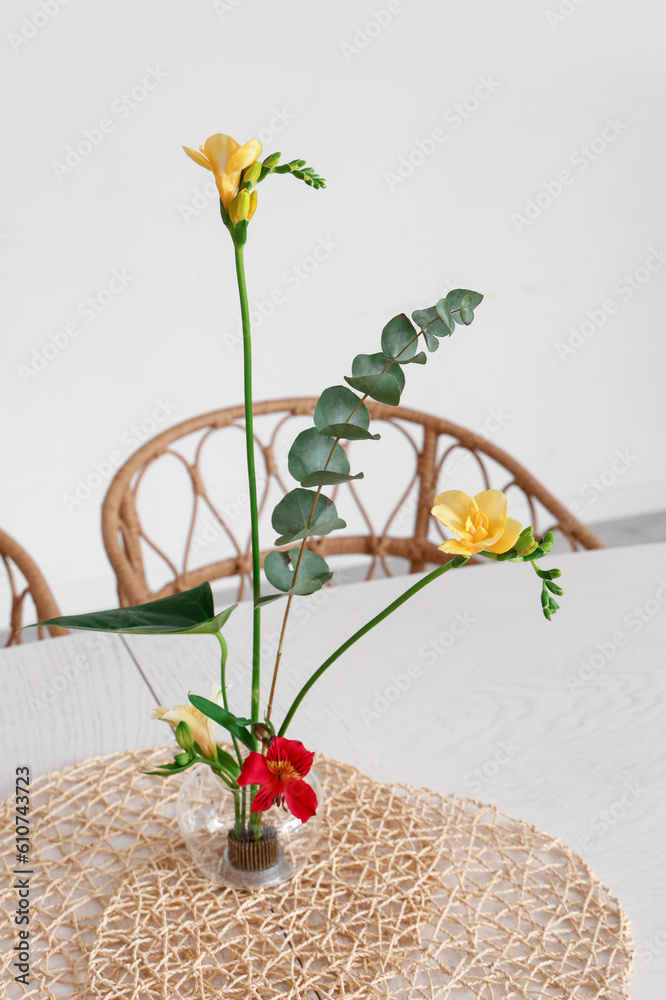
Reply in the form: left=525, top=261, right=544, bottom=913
left=238, top=737, right=318, bottom=823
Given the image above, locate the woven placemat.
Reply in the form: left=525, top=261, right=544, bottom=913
left=1, top=747, right=632, bottom=998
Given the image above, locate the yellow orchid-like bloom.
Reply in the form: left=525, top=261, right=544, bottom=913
left=431, top=489, right=523, bottom=557
left=153, top=697, right=218, bottom=760
left=183, top=133, right=262, bottom=210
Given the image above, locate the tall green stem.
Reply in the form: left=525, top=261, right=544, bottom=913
left=215, top=631, right=243, bottom=770
left=234, top=243, right=262, bottom=746
left=278, top=556, right=468, bottom=736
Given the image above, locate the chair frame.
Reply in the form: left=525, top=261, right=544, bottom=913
left=102, top=398, right=603, bottom=606
left=0, top=529, right=68, bottom=645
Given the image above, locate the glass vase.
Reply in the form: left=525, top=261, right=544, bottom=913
left=176, top=763, right=322, bottom=889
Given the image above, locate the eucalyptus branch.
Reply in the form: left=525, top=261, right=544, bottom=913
left=265, top=323, right=431, bottom=721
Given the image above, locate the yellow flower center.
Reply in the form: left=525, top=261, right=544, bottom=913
left=267, top=759, right=301, bottom=782
left=464, top=500, right=490, bottom=543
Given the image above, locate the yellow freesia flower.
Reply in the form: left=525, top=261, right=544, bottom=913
left=153, top=688, right=221, bottom=760
left=431, top=489, right=522, bottom=557
left=182, top=133, right=262, bottom=210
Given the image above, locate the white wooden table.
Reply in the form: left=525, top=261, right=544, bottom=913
left=2, top=543, right=664, bottom=997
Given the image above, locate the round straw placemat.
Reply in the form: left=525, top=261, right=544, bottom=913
left=1, top=747, right=632, bottom=998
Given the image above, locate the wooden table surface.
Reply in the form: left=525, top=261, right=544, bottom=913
left=2, top=542, right=664, bottom=996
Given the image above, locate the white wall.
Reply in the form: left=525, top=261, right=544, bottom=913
left=2, top=0, right=665, bottom=613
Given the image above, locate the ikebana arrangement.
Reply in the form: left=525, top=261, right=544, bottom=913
left=36, top=132, right=564, bottom=887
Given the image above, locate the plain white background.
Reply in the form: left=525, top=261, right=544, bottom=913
left=2, top=0, right=665, bottom=612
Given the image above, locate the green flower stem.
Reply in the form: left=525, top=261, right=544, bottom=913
left=215, top=631, right=243, bottom=770
left=278, top=555, right=469, bottom=737
left=233, top=243, right=262, bottom=746
left=231, top=787, right=244, bottom=838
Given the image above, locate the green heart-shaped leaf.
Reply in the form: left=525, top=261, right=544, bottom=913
left=288, top=428, right=362, bottom=487
left=262, top=547, right=333, bottom=603
left=380, top=313, right=418, bottom=362
left=412, top=305, right=452, bottom=340
left=445, top=288, right=483, bottom=324
left=345, top=352, right=405, bottom=406
left=272, top=489, right=346, bottom=546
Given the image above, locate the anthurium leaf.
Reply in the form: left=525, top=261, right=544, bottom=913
left=188, top=695, right=255, bottom=750
left=31, top=582, right=237, bottom=636
left=345, top=353, right=405, bottom=406
left=262, top=547, right=332, bottom=603
left=313, top=386, right=379, bottom=440
left=412, top=305, right=452, bottom=340
left=380, top=313, right=418, bottom=362
left=288, top=428, right=350, bottom=484
left=445, top=288, right=483, bottom=324
left=272, top=489, right=346, bottom=546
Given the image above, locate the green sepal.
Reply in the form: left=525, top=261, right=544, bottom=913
left=380, top=313, right=418, bottom=362
left=30, top=582, right=236, bottom=636
left=272, top=489, right=346, bottom=546
left=314, top=386, right=380, bottom=440
left=233, top=219, right=249, bottom=247
left=188, top=695, right=255, bottom=750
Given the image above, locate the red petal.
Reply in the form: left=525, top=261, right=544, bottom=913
left=269, top=737, right=314, bottom=778
left=284, top=778, right=318, bottom=823
left=238, top=752, right=271, bottom=787
left=250, top=782, right=277, bottom=813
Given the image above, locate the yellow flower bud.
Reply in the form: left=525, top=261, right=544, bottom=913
left=243, top=161, right=262, bottom=187
left=229, top=188, right=251, bottom=225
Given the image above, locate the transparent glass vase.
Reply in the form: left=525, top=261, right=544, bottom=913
left=176, top=763, right=323, bottom=889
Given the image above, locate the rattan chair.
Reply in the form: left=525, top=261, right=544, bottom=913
left=101, top=399, right=603, bottom=607
left=102, top=398, right=603, bottom=606
left=0, top=529, right=68, bottom=645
